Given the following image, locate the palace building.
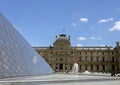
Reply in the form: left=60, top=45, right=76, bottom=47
left=34, top=34, right=120, bottom=73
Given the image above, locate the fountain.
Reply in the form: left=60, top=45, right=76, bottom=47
left=83, top=70, right=91, bottom=74
left=71, top=63, right=79, bottom=73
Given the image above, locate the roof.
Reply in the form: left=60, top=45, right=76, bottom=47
left=53, top=34, right=70, bottom=45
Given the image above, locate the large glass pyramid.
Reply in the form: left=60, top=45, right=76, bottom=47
left=0, top=13, right=53, bottom=78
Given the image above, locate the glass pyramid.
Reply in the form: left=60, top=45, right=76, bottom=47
left=0, top=13, right=53, bottom=78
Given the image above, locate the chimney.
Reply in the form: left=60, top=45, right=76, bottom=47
left=56, top=35, right=57, bottom=39
left=69, top=35, right=70, bottom=41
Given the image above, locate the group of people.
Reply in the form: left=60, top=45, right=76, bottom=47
left=111, top=71, right=120, bottom=76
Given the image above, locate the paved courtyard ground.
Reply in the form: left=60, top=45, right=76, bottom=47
left=0, top=73, right=120, bottom=85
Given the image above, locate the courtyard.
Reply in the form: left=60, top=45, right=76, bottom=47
left=0, top=73, right=120, bottom=85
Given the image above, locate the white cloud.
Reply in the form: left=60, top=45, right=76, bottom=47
left=109, top=21, right=120, bottom=31
left=90, top=36, right=102, bottom=40
left=76, top=44, right=83, bottom=47
left=80, top=18, right=88, bottom=22
left=72, top=23, right=77, bottom=26
left=90, top=27, right=94, bottom=30
left=77, top=36, right=86, bottom=41
left=98, top=18, right=113, bottom=23
left=33, top=56, right=38, bottom=63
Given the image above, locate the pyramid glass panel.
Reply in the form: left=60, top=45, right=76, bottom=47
left=0, top=13, right=53, bottom=78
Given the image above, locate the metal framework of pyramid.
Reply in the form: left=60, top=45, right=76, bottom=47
left=0, top=13, right=53, bottom=78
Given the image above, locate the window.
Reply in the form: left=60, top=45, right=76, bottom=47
left=56, top=52, right=58, bottom=54
left=79, top=65, right=81, bottom=70
left=56, top=67, right=58, bottom=69
left=85, top=65, right=87, bottom=70
left=50, top=52, right=53, bottom=54
left=59, top=64, right=63, bottom=70
left=112, top=57, right=115, bottom=62
left=102, top=57, right=105, bottom=62
left=60, top=58, right=63, bottom=61
left=103, top=65, right=105, bottom=70
left=79, top=57, right=81, bottom=61
left=91, top=57, right=93, bottom=62
left=112, top=65, right=115, bottom=70
left=97, top=65, right=99, bottom=70
left=71, top=52, right=73, bottom=54
left=85, top=56, right=87, bottom=61
left=112, top=52, right=114, bottom=55
left=91, top=65, right=93, bottom=70
left=96, top=57, right=99, bottom=62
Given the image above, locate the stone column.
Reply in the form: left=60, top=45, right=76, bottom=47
left=99, top=65, right=102, bottom=72
left=82, top=64, right=85, bottom=72
left=88, top=65, right=91, bottom=71
left=93, top=65, right=95, bottom=72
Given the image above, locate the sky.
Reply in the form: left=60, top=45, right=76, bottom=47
left=0, top=0, right=120, bottom=47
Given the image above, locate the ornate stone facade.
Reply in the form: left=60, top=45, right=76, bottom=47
left=34, top=34, right=120, bottom=73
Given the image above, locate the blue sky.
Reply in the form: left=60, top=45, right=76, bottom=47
left=0, top=0, right=120, bottom=47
